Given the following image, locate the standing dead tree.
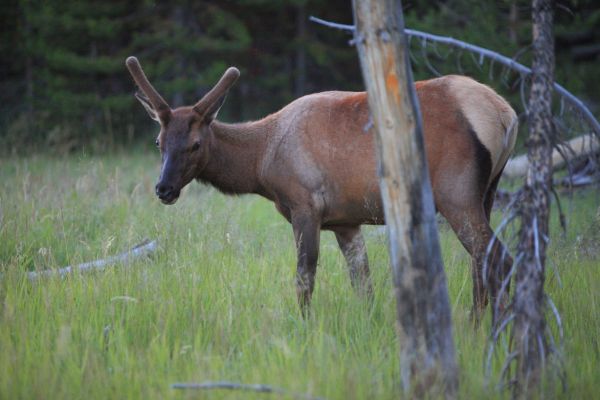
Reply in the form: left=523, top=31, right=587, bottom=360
left=485, top=0, right=565, bottom=396
left=352, top=0, right=458, bottom=396
left=512, top=0, right=557, bottom=395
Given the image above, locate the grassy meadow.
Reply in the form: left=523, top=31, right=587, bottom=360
left=0, top=151, right=598, bottom=399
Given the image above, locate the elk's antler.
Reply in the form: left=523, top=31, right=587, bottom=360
left=126, top=56, right=170, bottom=114
left=193, top=67, right=240, bottom=116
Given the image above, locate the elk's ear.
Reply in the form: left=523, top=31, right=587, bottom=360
left=135, top=92, right=161, bottom=122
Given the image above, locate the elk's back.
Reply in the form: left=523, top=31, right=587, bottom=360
left=265, top=75, right=517, bottom=227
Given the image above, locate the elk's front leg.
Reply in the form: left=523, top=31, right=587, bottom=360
left=334, top=226, right=373, bottom=300
left=291, top=210, right=321, bottom=314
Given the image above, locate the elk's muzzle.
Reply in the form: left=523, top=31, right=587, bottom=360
left=156, top=155, right=181, bottom=205
left=155, top=182, right=180, bottom=205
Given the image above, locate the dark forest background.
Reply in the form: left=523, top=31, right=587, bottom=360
left=1, top=0, right=598, bottom=154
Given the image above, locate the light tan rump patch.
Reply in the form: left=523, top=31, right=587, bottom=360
left=449, top=76, right=518, bottom=183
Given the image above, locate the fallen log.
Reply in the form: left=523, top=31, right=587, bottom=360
left=27, top=239, right=158, bottom=281
left=495, top=159, right=600, bottom=209
left=504, top=133, right=599, bottom=178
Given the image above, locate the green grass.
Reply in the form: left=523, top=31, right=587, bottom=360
left=0, top=152, right=598, bottom=399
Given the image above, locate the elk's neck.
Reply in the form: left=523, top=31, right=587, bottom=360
left=199, top=120, right=267, bottom=195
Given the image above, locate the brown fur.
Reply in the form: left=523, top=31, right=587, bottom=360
left=127, top=59, right=517, bottom=320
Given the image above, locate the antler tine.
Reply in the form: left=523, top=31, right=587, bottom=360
left=193, top=67, right=240, bottom=116
left=125, top=56, right=170, bottom=113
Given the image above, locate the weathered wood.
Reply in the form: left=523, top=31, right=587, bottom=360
left=27, top=239, right=158, bottom=281
left=171, top=381, right=324, bottom=400
left=352, top=0, right=458, bottom=395
left=513, top=0, right=555, bottom=396
left=504, top=133, right=599, bottom=178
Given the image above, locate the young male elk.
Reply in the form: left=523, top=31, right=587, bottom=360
left=126, top=56, right=517, bottom=320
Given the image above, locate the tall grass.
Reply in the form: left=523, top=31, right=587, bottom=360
left=0, top=152, right=598, bottom=399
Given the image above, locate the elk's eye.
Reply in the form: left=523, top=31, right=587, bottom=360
left=191, top=142, right=201, bottom=152
left=155, top=139, right=159, bottom=147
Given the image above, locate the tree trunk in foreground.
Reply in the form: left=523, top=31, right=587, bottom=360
left=352, top=0, right=458, bottom=396
left=513, top=0, right=554, bottom=396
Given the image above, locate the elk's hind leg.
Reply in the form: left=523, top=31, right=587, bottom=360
left=291, top=209, right=321, bottom=315
left=333, top=226, right=373, bottom=300
left=483, top=171, right=513, bottom=322
left=440, top=193, right=512, bottom=324
left=440, top=203, right=494, bottom=321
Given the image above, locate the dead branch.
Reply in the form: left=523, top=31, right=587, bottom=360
left=27, top=239, right=158, bottom=281
left=504, top=133, right=599, bottom=178
left=171, top=381, right=325, bottom=400
left=309, top=16, right=600, bottom=137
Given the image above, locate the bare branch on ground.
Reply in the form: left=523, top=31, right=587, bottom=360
left=171, top=381, right=325, bottom=400
left=27, top=239, right=158, bottom=281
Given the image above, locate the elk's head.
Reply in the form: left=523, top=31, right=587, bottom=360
left=126, top=56, right=239, bottom=205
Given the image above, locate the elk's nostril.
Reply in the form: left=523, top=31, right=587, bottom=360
left=155, top=183, right=173, bottom=197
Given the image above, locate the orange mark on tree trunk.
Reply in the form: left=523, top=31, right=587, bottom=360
left=385, top=52, right=400, bottom=99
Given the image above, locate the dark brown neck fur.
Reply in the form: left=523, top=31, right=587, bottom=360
left=197, top=119, right=268, bottom=195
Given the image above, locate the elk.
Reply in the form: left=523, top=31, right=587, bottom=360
left=126, top=56, right=517, bottom=320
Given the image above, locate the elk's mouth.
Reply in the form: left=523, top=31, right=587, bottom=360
left=158, top=190, right=180, bottom=205
left=160, top=197, right=178, bottom=205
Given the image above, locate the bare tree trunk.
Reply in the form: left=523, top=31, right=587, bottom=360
left=513, top=0, right=554, bottom=396
left=352, top=0, right=458, bottom=396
